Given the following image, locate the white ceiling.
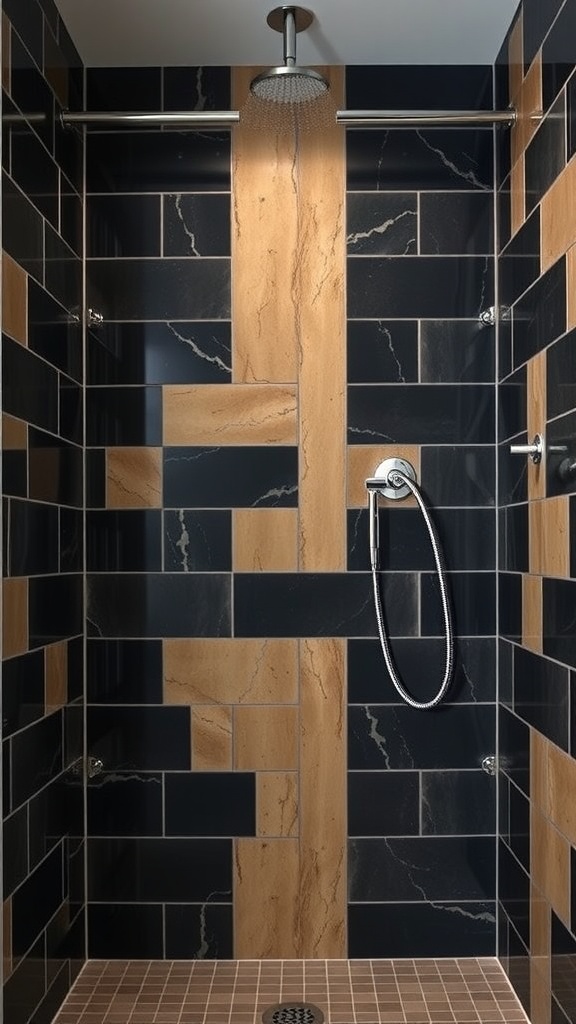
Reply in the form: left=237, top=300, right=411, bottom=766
left=53, top=0, right=520, bottom=68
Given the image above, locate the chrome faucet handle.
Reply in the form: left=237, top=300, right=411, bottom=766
left=509, top=433, right=544, bottom=464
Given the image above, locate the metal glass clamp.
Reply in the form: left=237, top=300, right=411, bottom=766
left=509, top=433, right=544, bottom=464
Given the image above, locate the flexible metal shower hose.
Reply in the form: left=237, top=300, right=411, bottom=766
left=369, top=469, right=454, bottom=710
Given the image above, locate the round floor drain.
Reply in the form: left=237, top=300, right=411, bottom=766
left=262, top=1003, right=325, bottom=1024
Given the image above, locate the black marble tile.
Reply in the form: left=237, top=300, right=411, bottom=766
left=10, top=122, right=59, bottom=226
left=542, top=0, right=576, bottom=112
left=86, top=449, right=105, bottom=508
left=346, top=193, right=417, bottom=255
left=88, top=706, right=190, bottom=771
left=164, top=509, right=231, bottom=572
left=568, top=70, right=576, bottom=161
left=86, top=386, right=162, bottom=446
left=87, top=258, right=230, bottom=320
left=421, top=771, right=496, bottom=835
left=544, top=577, right=576, bottom=673
left=87, top=639, right=163, bottom=704
left=348, top=703, right=494, bottom=771
left=3, top=450, right=28, bottom=500
left=4, top=498, right=59, bottom=576
left=88, top=903, right=163, bottom=958
left=499, top=840, right=530, bottom=947
left=235, top=571, right=416, bottom=638
left=88, top=836, right=232, bottom=900
left=420, top=192, right=494, bottom=255
left=29, top=574, right=83, bottom=648
left=163, top=446, right=298, bottom=508
left=348, top=507, right=495, bottom=573
left=420, top=320, right=495, bottom=383
left=420, top=445, right=495, bottom=507
left=525, top=94, right=566, bottom=215
left=513, top=646, right=570, bottom=751
left=547, top=411, right=576, bottom=497
left=513, top=255, right=566, bottom=368
left=498, top=205, right=541, bottom=310
left=499, top=440, right=528, bottom=506
left=348, top=636, right=496, bottom=705
left=501, top=503, right=529, bottom=573
left=10, top=33, right=54, bottom=152
left=87, top=195, right=161, bottom=258
left=87, top=573, right=231, bottom=638
left=3, top=336, right=59, bottom=433
left=499, top=572, right=522, bottom=643
left=552, top=910, right=576, bottom=1024
left=346, top=129, right=493, bottom=192
left=4, top=805, right=29, bottom=897
left=347, top=320, right=418, bottom=383
left=346, top=66, right=493, bottom=112
left=2, top=649, right=45, bottom=737
left=497, top=179, right=512, bottom=254
left=500, top=638, right=514, bottom=708
left=44, top=226, right=82, bottom=313
left=348, top=384, right=495, bottom=445
left=348, top=901, right=495, bottom=957
left=87, top=510, right=162, bottom=571
left=29, top=427, right=83, bottom=508
left=86, top=67, right=162, bottom=112
left=165, top=774, right=255, bottom=836
left=347, top=771, right=420, bottom=836
left=87, top=321, right=232, bottom=385
left=499, top=706, right=530, bottom=797
left=1, top=174, right=44, bottom=281
left=28, top=279, right=82, bottom=383
left=421, top=571, right=496, bottom=637
left=507, top=780, right=530, bottom=874
left=3, top=0, right=44, bottom=69
left=548, top=327, right=576, bottom=421
left=54, top=120, right=83, bottom=198
left=348, top=255, right=493, bottom=319
left=12, top=843, right=63, bottom=957
left=523, top=0, right=565, bottom=68
left=165, top=904, right=233, bottom=960
left=506, top=919, right=531, bottom=1018
left=87, top=773, right=163, bottom=836
left=59, top=377, right=82, bottom=445
left=60, top=507, right=83, bottom=574
left=163, top=66, right=231, bottom=111
left=28, top=773, right=82, bottom=870
left=163, top=194, right=231, bottom=257
left=499, top=315, right=513, bottom=383
left=349, top=836, right=495, bottom=901
left=499, top=365, right=527, bottom=442
left=87, top=131, right=231, bottom=193
left=3, top=936, right=47, bottom=1024
left=60, top=188, right=83, bottom=256
left=552, top=996, right=572, bottom=1024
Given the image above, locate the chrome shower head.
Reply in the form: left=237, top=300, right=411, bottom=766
left=244, top=6, right=331, bottom=131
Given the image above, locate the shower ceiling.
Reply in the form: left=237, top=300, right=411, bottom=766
left=52, top=0, right=519, bottom=68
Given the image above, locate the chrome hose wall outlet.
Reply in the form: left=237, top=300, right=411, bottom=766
left=366, top=461, right=454, bottom=711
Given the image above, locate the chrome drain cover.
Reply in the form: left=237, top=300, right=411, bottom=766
left=262, top=1003, right=324, bottom=1024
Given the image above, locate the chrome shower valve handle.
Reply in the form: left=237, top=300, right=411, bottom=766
left=509, top=433, right=544, bottom=464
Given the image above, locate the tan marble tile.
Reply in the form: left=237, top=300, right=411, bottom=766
left=522, top=574, right=542, bottom=652
left=298, top=638, right=346, bottom=957
left=548, top=742, right=576, bottom=845
left=45, top=640, right=68, bottom=712
left=3, top=899, right=11, bottom=981
left=347, top=444, right=420, bottom=508
left=257, top=772, right=298, bottom=837
left=106, top=447, right=162, bottom=508
left=510, top=154, right=526, bottom=237
left=2, top=14, right=10, bottom=93
left=529, top=497, right=569, bottom=577
left=508, top=13, right=524, bottom=104
left=234, top=838, right=299, bottom=958
left=511, top=52, right=542, bottom=167
left=531, top=807, right=570, bottom=925
left=2, top=414, right=26, bottom=450
left=234, top=706, right=298, bottom=770
left=2, top=252, right=27, bottom=345
left=531, top=729, right=549, bottom=812
left=231, top=67, right=300, bottom=384
left=530, top=960, right=551, bottom=1024
left=568, top=245, right=576, bottom=330
left=527, top=351, right=546, bottom=501
left=191, top=705, right=232, bottom=770
left=541, top=155, right=576, bottom=272
left=164, top=638, right=298, bottom=705
left=163, top=384, right=297, bottom=445
left=531, top=883, right=551, bottom=982
left=233, top=508, right=298, bottom=571
left=3, top=577, right=28, bottom=659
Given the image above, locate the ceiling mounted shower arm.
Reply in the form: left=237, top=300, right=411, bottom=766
left=336, top=108, right=517, bottom=127
left=283, top=7, right=297, bottom=66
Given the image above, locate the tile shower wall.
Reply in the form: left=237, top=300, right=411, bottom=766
left=1, top=0, right=85, bottom=1021
left=85, top=63, right=497, bottom=960
left=496, top=0, right=576, bottom=1021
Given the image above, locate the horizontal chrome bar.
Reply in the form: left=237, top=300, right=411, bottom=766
left=60, top=110, right=240, bottom=128
left=336, top=108, right=516, bottom=127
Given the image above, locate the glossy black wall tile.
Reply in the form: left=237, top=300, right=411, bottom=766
left=348, top=256, right=493, bottom=319
left=88, top=383, right=163, bottom=446
left=512, top=255, right=566, bottom=367
left=420, top=321, right=494, bottom=383
left=347, top=771, right=420, bottom=836
left=87, top=774, right=163, bottom=836
left=165, top=904, right=233, bottom=959
left=348, top=384, right=495, bottom=445
left=86, top=639, right=163, bottom=704
left=525, top=94, right=566, bottom=214
left=88, top=904, right=164, bottom=959
left=348, top=901, right=495, bottom=957
left=88, top=706, right=190, bottom=771
left=498, top=206, right=541, bottom=309
left=513, top=645, right=570, bottom=750
left=87, top=132, right=231, bottom=193
left=348, top=507, right=495, bottom=572
left=346, top=66, right=493, bottom=111
left=349, top=836, right=495, bottom=901
left=420, top=446, right=495, bottom=507
left=165, top=775, right=255, bottom=836
left=543, top=577, right=576, bottom=671
left=87, top=573, right=231, bottom=638
left=87, top=259, right=230, bottom=321
left=347, top=129, right=493, bottom=192
left=87, top=321, right=232, bottom=385
left=346, top=193, right=417, bottom=255
left=541, top=0, right=576, bottom=111
left=2, top=650, right=45, bottom=737
left=88, top=837, right=234, bottom=899
left=163, top=446, right=298, bottom=508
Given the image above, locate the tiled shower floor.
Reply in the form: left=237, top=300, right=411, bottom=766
left=53, top=958, right=528, bottom=1024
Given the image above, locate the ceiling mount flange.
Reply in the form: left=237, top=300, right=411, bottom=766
left=266, top=6, right=314, bottom=33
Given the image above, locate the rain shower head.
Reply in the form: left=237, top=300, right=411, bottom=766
left=244, top=6, right=332, bottom=131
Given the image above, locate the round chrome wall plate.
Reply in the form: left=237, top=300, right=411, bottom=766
left=372, top=457, right=417, bottom=500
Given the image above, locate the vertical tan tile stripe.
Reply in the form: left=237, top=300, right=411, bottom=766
left=527, top=352, right=546, bottom=501
left=257, top=772, right=299, bottom=837
left=234, top=838, right=299, bottom=957
left=511, top=53, right=542, bottom=168
left=2, top=252, right=27, bottom=345
left=508, top=14, right=524, bottom=105
left=529, top=497, right=569, bottom=577
left=531, top=807, right=570, bottom=925
left=45, top=640, right=68, bottom=712
left=522, top=574, right=542, bottom=653
left=541, top=155, right=576, bottom=272
left=233, top=508, right=298, bottom=571
left=231, top=68, right=299, bottom=384
left=298, top=638, right=346, bottom=957
left=511, top=154, right=526, bottom=237
left=298, top=68, right=346, bottom=570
